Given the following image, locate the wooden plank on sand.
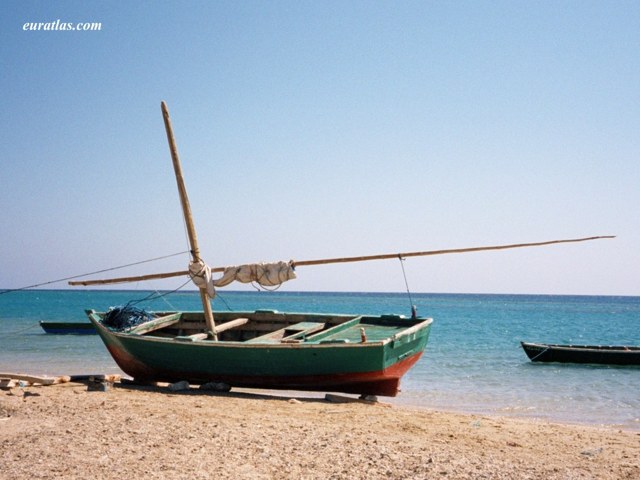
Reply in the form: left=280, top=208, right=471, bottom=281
left=68, top=374, right=121, bottom=383
left=0, top=373, right=71, bottom=385
left=325, top=393, right=391, bottom=406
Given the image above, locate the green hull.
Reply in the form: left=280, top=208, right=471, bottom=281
left=87, top=310, right=432, bottom=397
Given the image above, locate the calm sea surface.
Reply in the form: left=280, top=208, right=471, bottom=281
left=1, top=290, right=638, bottom=430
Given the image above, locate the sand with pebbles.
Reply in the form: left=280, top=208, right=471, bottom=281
left=1, top=380, right=639, bottom=479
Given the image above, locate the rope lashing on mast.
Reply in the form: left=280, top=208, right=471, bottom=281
left=189, top=259, right=297, bottom=298
left=189, top=260, right=216, bottom=298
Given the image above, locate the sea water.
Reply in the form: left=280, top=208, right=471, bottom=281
left=1, top=289, right=638, bottom=430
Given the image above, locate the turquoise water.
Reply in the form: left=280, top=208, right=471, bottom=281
left=1, top=290, right=639, bottom=430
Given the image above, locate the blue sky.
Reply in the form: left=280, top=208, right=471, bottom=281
left=1, top=1, right=638, bottom=295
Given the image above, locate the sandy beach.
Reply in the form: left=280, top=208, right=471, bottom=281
left=1, top=380, right=638, bottom=479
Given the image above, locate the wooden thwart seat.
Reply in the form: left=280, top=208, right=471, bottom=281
left=214, top=317, right=249, bottom=335
left=128, top=313, right=182, bottom=335
left=174, top=333, right=210, bottom=342
left=174, top=317, right=250, bottom=342
left=245, top=321, right=325, bottom=344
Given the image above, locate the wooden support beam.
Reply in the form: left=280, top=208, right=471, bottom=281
left=68, top=235, right=615, bottom=287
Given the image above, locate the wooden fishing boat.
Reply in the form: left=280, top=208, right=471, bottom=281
left=86, top=309, right=431, bottom=396
left=70, top=102, right=613, bottom=396
left=39, top=321, right=96, bottom=334
left=521, top=341, right=640, bottom=366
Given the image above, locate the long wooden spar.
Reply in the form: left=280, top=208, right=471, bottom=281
left=161, top=101, right=217, bottom=339
left=68, top=235, right=614, bottom=287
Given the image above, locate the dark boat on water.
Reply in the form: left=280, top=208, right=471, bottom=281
left=521, top=341, right=640, bottom=366
left=39, top=321, right=96, bottom=335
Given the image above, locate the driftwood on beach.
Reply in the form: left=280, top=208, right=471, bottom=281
left=0, top=373, right=70, bottom=387
left=0, top=373, right=121, bottom=389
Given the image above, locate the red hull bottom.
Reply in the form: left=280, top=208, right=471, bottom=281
left=108, top=345, right=424, bottom=397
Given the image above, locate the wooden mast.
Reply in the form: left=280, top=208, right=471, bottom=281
left=161, top=101, right=217, bottom=339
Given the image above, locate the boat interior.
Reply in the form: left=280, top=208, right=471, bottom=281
left=86, top=309, right=426, bottom=344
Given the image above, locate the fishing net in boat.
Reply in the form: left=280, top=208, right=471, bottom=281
left=102, top=306, right=156, bottom=331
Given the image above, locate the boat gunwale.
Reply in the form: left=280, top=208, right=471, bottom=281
left=521, top=341, right=640, bottom=353
left=87, top=311, right=432, bottom=349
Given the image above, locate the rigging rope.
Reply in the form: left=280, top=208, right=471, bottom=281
left=213, top=291, right=234, bottom=311
left=155, top=289, right=179, bottom=310
left=249, top=280, right=285, bottom=292
left=2, top=322, right=40, bottom=336
left=125, top=277, right=193, bottom=307
left=398, top=256, right=417, bottom=318
left=0, top=251, right=190, bottom=295
left=529, top=346, right=551, bottom=362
